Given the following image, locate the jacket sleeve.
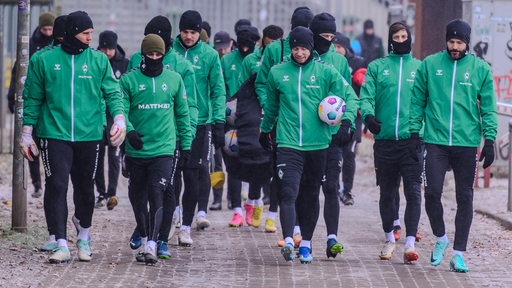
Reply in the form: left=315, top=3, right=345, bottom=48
left=409, top=60, right=428, bottom=134
left=181, top=63, right=198, bottom=135
left=174, top=79, right=193, bottom=150
left=127, top=51, right=142, bottom=71
left=339, top=55, right=353, bottom=86
left=359, top=62, right=377, bottom=120
left=23, top=56, right=45, bottom=127
left=239, top=56, right=252, bottom=86
left=479, top=65, right=498, bottom=141
left=255, top=46, right=276, bottom=110
left=260, top=67, right=279, bottom=133
left=119, top=76, right=134, bottom=133
left=330, top=70, right=358, bottom=124
left=208, top=53, right=227, bottom=124
left=102, top=58, right=125, bottom=119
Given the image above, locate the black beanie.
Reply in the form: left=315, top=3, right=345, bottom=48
left=99, top=30, right=118, bottom=49
left=446, top=19, right=471, bottom=45
left=202, top=21, right=211, bottom=37
left=53, top=15, right=67, bottom=40
left=363, top=19, right=374, bottom=30
left=235, top=19, right=251, bottom=34
left=66, top=11, right=93, bottom=37
left=310, top=13, right=336, bottom=35
left=333, top=32, right=351, bottom=51
left=237, top=26, right=260, bottom=47
left=291, top=6, right=314, bottom=29
left=179, top=10, right=202, bottom=32
left=289, top=26, right=314, bottom=51
left=144, top=16, right=172, bottom=48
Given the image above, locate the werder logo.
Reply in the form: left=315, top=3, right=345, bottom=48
left=139, top=84, right=146, bottom=91
left=283, top=75, right=289, bottom=82
left=82, top=64, right=88, bottom=74
left=464, top=72, right=470, bottom=81
left=436, top=69, right=443, bottom=76
left=459, top=72, right=472, bottom=86
left=162, top=83, right=168, bottom=92
left=193, top=55, right=199, bottom=64
left=231, top=64, right=236, bottom=71
left=138, top=103, right=171, bottom=109
left=310, top=75, right=316, bottom=83
left=78, top=64, right=92, bottom=79
left=54, top=64, right=61, bottom=70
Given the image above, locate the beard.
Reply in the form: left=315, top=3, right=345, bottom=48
left=448, top=48, right=467, bottom=60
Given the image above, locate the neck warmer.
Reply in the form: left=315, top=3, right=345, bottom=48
left=313, top=34, right=332, bottom=55
left=389, top=39, right=411, bottom=54
left=62, top=36, right=89, bottom=55
left=140, top=55, right=163, bottom=77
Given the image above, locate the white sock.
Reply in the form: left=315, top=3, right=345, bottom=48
left=285, top=237, right=293, bottom=246
left=173, top=206, right=181, bottom=217
left=234, top=207, right=243, bottom=215
left=385, top=231, right=396, bottom=243
left=256, top=199, right=263, bottom=206
left=293, top=226, right=301, bottom=235
left=393, top=219, right=401, bottom=227
left=246, top=199, right=255, bottom=206
left=267, top=212, right=276, bottom=220
left=57, top=238, right=68, bottom=248
left=437, top=234, right=449, bottom=243
left=49, top=235, right=56, bottom=242
left=146, top=240, right=156, bottom=251
left=452, top=250, right=463, bottom=256
left=77, top=227, right=90, bottom=241
left=405, top=236, right=415, bottom=248
left=327, top=234, right=337, bottom=241
left=300, top=240, right=311, bottom=249
left=180, top=225, right=191, bottom=233
left=197, top=210, right=206, bottom=218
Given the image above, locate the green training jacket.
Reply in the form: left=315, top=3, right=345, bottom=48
left=260, top=58, right=359, bottom=151
left=128, top=49, right=198, bottom=132
left=409, top=50, right=497, bottom=146
left=220, top=49, right=244, bottom=97
left=174, top=37, right=226, bottom=125
left=121, top=68, right=192, bottom=158
left=23, top=46, right=124, bottom=142
left=360, top=52, right=421, bottom=140
left=239, top=47, right=263, bottom=84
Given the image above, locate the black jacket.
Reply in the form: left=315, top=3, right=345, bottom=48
left=356, top=33, right=384, bottom=66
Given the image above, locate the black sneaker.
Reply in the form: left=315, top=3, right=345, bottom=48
left=340, top=192, right=354, bottom=206
left=209, top=202, right=221, bottom=211
left=262, top=196, right=270, bottom=205
left=94, top=196, right=106, bottom=208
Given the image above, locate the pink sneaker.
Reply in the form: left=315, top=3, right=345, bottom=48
left=228, top=213, right=244, bottom=227
left=244, top=203, right=254, bottom=226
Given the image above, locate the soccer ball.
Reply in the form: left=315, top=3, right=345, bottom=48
left=226, top=99, right=237, bottom=126
left=224, top=129, right=239, bottom=157
left=318, top=96, right=345, bottom=126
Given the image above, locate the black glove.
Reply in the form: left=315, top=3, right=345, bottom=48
left=479, top=139, right=495, bottom=169
left=127, top=130, right=144, bottom=150
left=259, top=132, right=272, bottom=151
left=365, top=115, right=381, bottom=135
left=408, top=132, right=420, bottom=162
left=212, top=123, right=225, bottom=150
left=334, top=120, right=352, bottom=147
left=180, top=149, right=191, bottom=166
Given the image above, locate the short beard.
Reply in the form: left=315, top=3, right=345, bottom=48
left=448, top=48, right=467, bottom=60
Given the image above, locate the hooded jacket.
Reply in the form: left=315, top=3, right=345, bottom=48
left=260, top=58, right=358, bottom=151
left=173, top=37, right=226, bottom=125
left=409, top=50, right=497, bottom=146
left=360, top=52, right=421, bottom=141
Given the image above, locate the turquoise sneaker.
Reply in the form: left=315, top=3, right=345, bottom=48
left=298, top=247, right=313, bottom=264
left=430, top=240, right=449, bottom=266
left=280, top=243, right=295, bottom=262
left=157, top=240, right=172, bottom=259
left=450, top=254, right=469, bottom=273
left=40, top=240, right=58, bottom=252
left=48, top=246, right=72, bottom=264
left=326, top=238, right=343, bottom=259
left=77, top=239, right=92, bottom=261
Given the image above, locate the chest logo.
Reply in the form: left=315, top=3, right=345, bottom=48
left=383, top=70, right=389, bottom=76
left=436, top=69, right=443, bottom=76
left=283, top=75, right=289, bottom=82
left=231, top=64, right=237, bottom=71
left=139, top=84, right=146, bottom=91
left=310, top=75, right=316, bottom=83
left=464, top=72, right=470, bottom=81
left=193, top=55, right=199, bottom=65
left=82, top=64, right=88, bottom=74
left=54, top=64, right=61, bottom=70
left=162, top=83, right=168, bottom=92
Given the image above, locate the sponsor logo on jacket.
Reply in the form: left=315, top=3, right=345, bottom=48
left=138, top=103, right=171, bottom=109
left=78, top=64, right=92, bottom=79
left=459, top=72, right=472, bottom=86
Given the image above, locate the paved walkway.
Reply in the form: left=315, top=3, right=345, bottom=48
left=1, top=141, right=512, bottom=287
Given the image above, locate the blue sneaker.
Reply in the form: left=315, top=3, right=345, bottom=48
left=157, top=240, right=172, bottom=259
left=130, top=228, right=141, bottom=250
left=280, top=243, right=295, bottom=262
left=326, top=238, right=343, bottom=259
left=298, top=247, right=313, bottom=264
left=430, top=240, right=449, bottom=266
left=450, top=254, right=469, bottom=273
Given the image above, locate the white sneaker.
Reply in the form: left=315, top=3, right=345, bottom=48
left=173, top=206, right=182, bottom=228
left=178, top=230, right=193, bottom=246
left=196, top=214, right=211, bottom=230
left=144, top=243, right=158, bottom=265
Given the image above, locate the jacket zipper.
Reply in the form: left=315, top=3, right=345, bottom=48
left=449, top=61, right=457, bottom=146
left=298, top=66, right=303, bottom=146
left=71, top=55, right=75, bottom=142
left=395, top=57, right=403, bottom=140
left=152, top=77, right=156, bottom=93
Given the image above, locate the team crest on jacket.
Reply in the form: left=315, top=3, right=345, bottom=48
left=82, top=64, right=88, bottom=74
left=193, top=55, right=199, bottom=65
left=310, top=75, right=316, bottom=83
left=231, top=64, right=236, bottom=71
left=162, top=83, right=168, bottom=92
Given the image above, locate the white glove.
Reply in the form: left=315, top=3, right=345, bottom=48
left=110, top=114, right=126, bottom=147
left=19, top=125, right=39, bottom=161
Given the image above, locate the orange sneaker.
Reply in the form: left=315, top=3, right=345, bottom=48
left=415, top=232, right=422, bottom=242
left=277, top=239, right=285, bottom=247
left=293, top=233, right=302, bottom=248
left=403, top=245, right=419, bottom=264
left=244, top=203, right=254, bottom=226
left=393, top=225, right=401, bottom=241
left=228, top=213, right=244, bottom=227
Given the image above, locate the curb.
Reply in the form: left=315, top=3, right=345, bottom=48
left=475, top=208, right=512, bottom=230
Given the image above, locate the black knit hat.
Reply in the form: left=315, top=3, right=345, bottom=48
left=289, top=26, right=314, bottom=51
left=291, top=6, right=314, bottom=29
left=237, top=26, right=260, bottom=47
left=99, top=30, right=118, bottom=49
left=53, top=15, right=67, bottom=40
left=66, top=11, right=93, bottom=37
left=333, top=32, right=351, bottom=50
left=141, top=34, right=165, bottom=55
left=179, top=10, right=202, bottom=32
left=144, top=16, right=172, bottom=48
left=363, top=19, right=374, bottom=29
left=202, top=21, right=211, bottom=37
left=310, top=12, right=336, bottom=35
left=446, top=19, right=471, bottom=44
left=234, top=19, right=251, bottom=34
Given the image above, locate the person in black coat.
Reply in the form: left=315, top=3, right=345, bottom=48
left=94, top=30, right=129, bottom=210
left=355, top=19, right=384, bottom=66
